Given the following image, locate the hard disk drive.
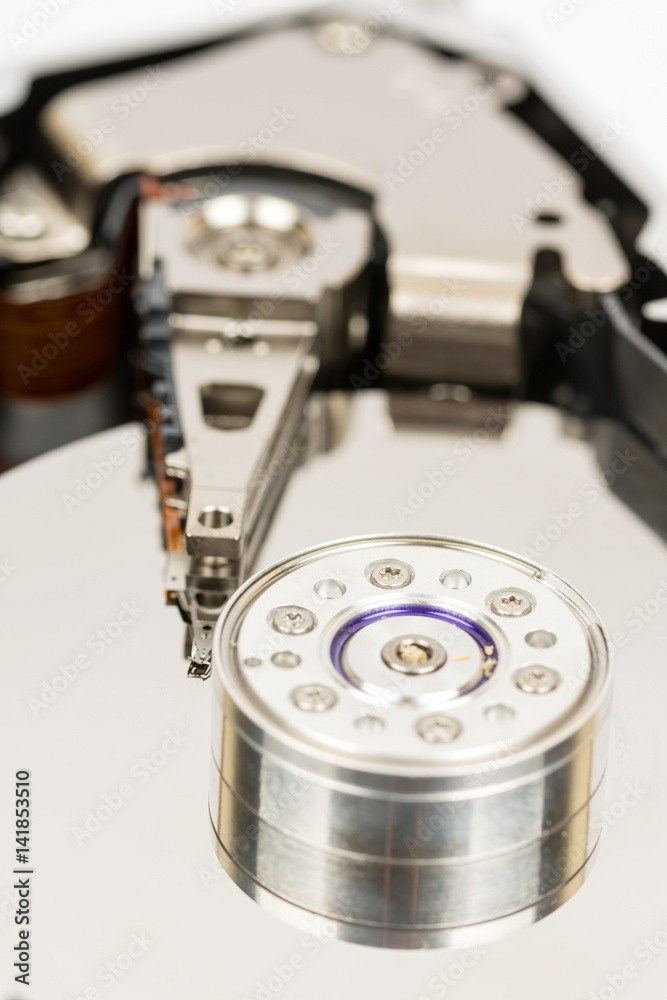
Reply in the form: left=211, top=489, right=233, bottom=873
left=1, top=5, right=667, bottom=997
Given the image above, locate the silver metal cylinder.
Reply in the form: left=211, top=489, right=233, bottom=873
left=210, top=535, right=612, bottom=949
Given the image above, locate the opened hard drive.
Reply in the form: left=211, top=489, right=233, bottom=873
left=1, top=3, right=667, bottom=997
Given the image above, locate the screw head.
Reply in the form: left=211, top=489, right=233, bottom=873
left=269, top=605, right=317, bottom=635
left=487, top=588, right=535, bottom=617
left=514, top=665, right=560, bottom=694
left=416, top=714, right=462, bottom=743
left=381, top=634, right=447, bottom=675
left=368, top=560, right=413, bottom=590
left=291, top=684, right=337, bottom=712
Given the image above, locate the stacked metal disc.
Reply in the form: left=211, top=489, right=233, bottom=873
left=210, top=535, right=611, bottom=948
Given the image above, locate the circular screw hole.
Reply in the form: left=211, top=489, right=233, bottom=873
left=525, top=629, right=557, bottom=648
left=484, top=703, right=515, bottom=723
left=314, top=578, right=346, bottom=599
left=440, top=568, right=472, bottom=589
left=244, top=657, right=262, bottom=668
left=271, top=651, right=301, bottom=668
left=198, top=506, right=233, bottom=529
